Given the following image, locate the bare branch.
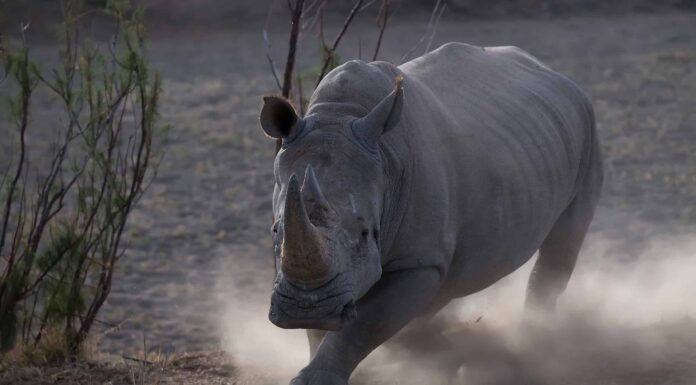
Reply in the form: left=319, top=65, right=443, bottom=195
left=263, top=31, right=283, bottom=92
left=263, top=0, right=283, bottom=91
left=399, top=0, right=442, bottom=63
left=0, top=45, right=32, bottom=257
left=359, top=0, right=381, bottom=12
left=315, top=0, right=364, bottom=87
left=282, top=0, right=304, bottom=98
left=0, top=33, right=9, bottom=87
left=372, top=0, right=390, bottom=61
left=274, top=0, right=306, bottom=155
left=122, top=355, right=154, bottom=365
left=301, top=0, right=325, bottom=27
left=301, top=0, right=326, bottom=33
left=424, top=3, right=446, bottom=54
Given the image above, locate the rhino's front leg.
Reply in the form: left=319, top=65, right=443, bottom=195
left=291, top=267, right=442, bottom=385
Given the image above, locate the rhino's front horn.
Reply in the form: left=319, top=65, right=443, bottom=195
left=281, top=173, right=334, bottom=286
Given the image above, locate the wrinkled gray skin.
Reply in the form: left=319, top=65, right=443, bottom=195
left=259, top=43, right=603, bottom=385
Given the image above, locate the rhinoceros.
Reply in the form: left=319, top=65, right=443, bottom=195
left=259, top=43, right=603, bottom=385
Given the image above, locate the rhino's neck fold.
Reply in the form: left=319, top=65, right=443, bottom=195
left=377, top=135, right=411, bottom=263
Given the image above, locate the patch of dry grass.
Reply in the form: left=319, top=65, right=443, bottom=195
left=0, top=350, right=236, bottom=385
left=1, top=328, right=76, bottom=369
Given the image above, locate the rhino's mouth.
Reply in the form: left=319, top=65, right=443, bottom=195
left=269, top=272, right=357, bottom=330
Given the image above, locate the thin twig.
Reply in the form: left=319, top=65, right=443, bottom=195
left=0, top=41, right=32, bottom=258
left=275, top=0, right=305, bottom=155
left=358, top=0, right=381, bottom=12
left=263, top=0, right=283, bottom=91
left=282, top=0, right=304, bottom=98
left=315, top=0, right=364, bottom=87
left=301, top=0, right=326, bottom=34
left=399, top=0, right=442, bottom=63
left=372, top=0, right=390, bottom=61
left=302, top=0, right=322, bottom=16
left=424, top=3, right=446, bottom=54
left=122, top=355, right=154, bottom=365
left=264, top=30, right=283, bottom=91
left=0, top=33, right=9, bottom=86
left=300, top=0, right=325, bottom=27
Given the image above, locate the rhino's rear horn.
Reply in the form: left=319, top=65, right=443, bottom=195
left=301, top=165, right=331, bottom=219
left=353, top=75, right=404, bottom=139
left=281, top=174, right=335, bottom=286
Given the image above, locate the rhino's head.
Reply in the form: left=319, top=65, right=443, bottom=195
left=260, top=76, right=403, bottom=330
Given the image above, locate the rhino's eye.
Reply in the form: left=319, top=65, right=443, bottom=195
left=360, top=229, right=369, bottom=239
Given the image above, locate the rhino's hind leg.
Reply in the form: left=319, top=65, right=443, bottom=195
left=526, top=199, right=592, bottom=311
left=526, top=168, right=602, bottom=311
left=526, top=211, right=586, bottom=311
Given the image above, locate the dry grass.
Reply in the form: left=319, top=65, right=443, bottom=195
left=0, top=351, right=236, bottom=385
left=1, top=327, right=235, bottom=385
left=2, top=328, right=80, bottom=369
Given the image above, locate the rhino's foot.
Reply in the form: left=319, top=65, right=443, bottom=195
left=290, top=368, right=348, bottom=385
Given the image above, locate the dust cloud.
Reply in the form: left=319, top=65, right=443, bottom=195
left=219, top=278, right=309, bottom=384
left=220, top=232, right=696, bottom=384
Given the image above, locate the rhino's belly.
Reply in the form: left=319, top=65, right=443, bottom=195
left=442, top=198, right=562, bottom=298
left=446, top=241, right=541, bottom=298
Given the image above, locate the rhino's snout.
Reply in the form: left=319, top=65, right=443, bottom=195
left=269, top=273, right=356, bottom=331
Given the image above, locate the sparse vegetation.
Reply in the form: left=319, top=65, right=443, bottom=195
left=0, top=350, right=236, bottom=385
left=0, top=0, right=165, bottom=362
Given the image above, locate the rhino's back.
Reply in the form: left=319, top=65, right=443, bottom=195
left=389, top=43, right=597, bottom=291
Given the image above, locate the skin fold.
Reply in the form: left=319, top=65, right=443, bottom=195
left=259, top=42, right=603, bottom=385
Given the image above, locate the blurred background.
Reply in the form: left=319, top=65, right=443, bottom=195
left=1, top=0, right=695, bottom=384
left=3, top=0, right=696, bottom=24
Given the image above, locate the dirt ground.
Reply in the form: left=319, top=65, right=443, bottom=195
left=1, top=7, right=696, bottom=385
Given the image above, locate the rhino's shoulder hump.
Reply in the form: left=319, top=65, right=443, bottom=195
left=426, top=42, right=485, bottom=58
left=483, top=45, right=549, bottom=70
left=399, top=42, right=483, bottom=70
left=403, top=42, right=548, bottom=73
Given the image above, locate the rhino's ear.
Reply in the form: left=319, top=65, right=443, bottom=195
left=353, top=75, right=404, bottom=140
left=260, top=96, right=300, bottom=139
